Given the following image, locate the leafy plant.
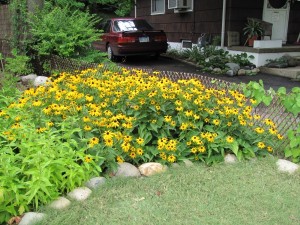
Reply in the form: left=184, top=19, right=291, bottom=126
left=0, top=115, right=101, bottom=223
left=4, top=49, right=33, bottom=75
left=28, top=6, right=102, bottom=59
left=243, top=19, right=264, bottom=39
left=228, top=52, right=255, bottom=67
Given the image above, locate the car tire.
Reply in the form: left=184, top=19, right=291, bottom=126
left=107, top=44, right=117, bottom=61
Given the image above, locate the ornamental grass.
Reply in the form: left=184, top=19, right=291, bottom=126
left=0, top=66, right=283, bottom=222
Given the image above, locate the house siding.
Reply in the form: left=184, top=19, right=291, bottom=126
left=136, top=0, right=299, bottom=45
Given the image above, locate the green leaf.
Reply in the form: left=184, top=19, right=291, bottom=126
left=231, top=141, right=239, bottom=156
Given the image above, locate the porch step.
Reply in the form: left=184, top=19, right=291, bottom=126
left=260, top=66, right=300, bottom=80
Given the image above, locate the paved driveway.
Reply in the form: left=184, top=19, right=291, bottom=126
left=118, top=55, right=300, bottom=92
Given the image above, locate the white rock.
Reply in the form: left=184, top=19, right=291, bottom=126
left=19, top=212, right=45, bottom=225
left=21, top=74, right=37, bottom=85
left=49, top=197, right=71, bottom=210
left=115, top=162, right=141, bottom=177
left=85, top=177, right=106, bottom=189
left=67, top=187, right=92, bottom=201
left=224, top=154, right=237, bottom=164
left=276, top=159, right=299, bottom=174
left=237, top=69, right=246, bottom=76
left=34, top=76, right=50, bottom=87
left=183, top=159, right=194, bottom=167
left=138, top=162, right=167, bottom=176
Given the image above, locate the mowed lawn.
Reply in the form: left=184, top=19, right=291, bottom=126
left=37, top=156, right=300, bottom=225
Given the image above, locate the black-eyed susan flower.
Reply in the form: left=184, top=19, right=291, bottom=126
left=136, top=137, right=144, bottom=145
left=167, top=154, right=176, bottom=163
left=257, top=142, right=265, bottom=149
left=226, top=136, right=234, bottom=143
left=84, top=155, right=93, bottom=163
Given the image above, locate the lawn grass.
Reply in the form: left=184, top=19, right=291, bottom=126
left=36, top=156, right=300, bottom=225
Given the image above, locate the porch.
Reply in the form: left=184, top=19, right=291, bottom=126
left=227, top=44, right=300, bottom=69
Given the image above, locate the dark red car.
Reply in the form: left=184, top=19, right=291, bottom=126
left=93, top=18, right=168, bottom=61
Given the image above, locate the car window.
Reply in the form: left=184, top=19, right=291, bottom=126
left=103, top=20, right=111, bottom=33
left=113, top=20, right=153, bottom=32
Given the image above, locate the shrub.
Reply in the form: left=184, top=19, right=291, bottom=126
left=27, top=6, right=105, bottom=62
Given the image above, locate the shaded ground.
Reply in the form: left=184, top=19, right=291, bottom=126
left=118, top=55, right=300, bottom=92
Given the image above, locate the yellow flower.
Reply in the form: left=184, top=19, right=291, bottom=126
left=105, top=138, right=114, bottom=147
left=136, top=137, right=144, bottom=145
left=160, top=152, right=167, bottom=160
left=164, top=115, right=172, bottom=123
left=167, top=154, right=176, bottom=163
left=116, top=156, right=124, bottom=163
left=84, top=125, right=92, bottom=131
left=191, top=148, right=197, bottom=154
left=36, top=127, right=47, bottom=133
left=255, top=127, right=264, bottom=134
left=84, top=155, right=93, bottom=163
left=129, top=151, right=136, bottom=159
left=213, top=119, right=220, bottom=126
left=269, top=127, right=277, bottom=135
left=277, top=134, right=284, bottom=140
left=267, top=146, right=273, bottom=152
left=198, top=146, right=206, bottom=153
left=0, top=109, right=6, bottom=116
left=226, top=136, right=234, bottom=143
left=136, top=148, right=144, bottom=155
left=89, top=137, right=99, bottom=147
left=257, top=142, right=265, bottom=149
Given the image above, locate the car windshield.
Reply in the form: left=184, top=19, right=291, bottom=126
left=113, top=20, right=153, bottom=32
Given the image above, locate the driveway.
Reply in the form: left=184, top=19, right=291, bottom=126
left=118, top=55, right=300, bottom=92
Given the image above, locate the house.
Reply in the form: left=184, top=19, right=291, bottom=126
left=133, top=0, right=300, bottom=66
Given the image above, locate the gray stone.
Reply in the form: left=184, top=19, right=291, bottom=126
left=138, top=162, right=167, bottom=176
left=115, top=162, right=141, bottom=177
left=282, top=54, right=298, bottom=67
left=49, top=197, right=71, bottom=210
left=225, top=62, right=240, bottom=75
left=19, top=212, right=45, bottom=225
left=237, top=69, right=246, bottom=75
left=21, top=74, right=37, bottom=85
left=224, top=154, right=237, bottom=164
left=34, top=76, right=50, bottom=87
left=85, top=177, right=106, bottom=189
left=276, top=159, right=299, bottom=174
left=67, top=187, right=92, bottom=201
left=251, top=68, right=260, bottom=73
left=226, top=70, right=234, bottom=76
left=183, top=159, right=194, bottom=167
left=213, top=68, right=222, bottom=73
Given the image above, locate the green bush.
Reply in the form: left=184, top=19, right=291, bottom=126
left=28, top=6, right=104, bottom=60
left=0, top=115, right=101, bottom=223
left=4, top=49, right=33, bottom=75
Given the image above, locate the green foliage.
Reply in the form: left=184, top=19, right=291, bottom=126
left=167, top=46, right=255, bottom=74
left=242, top=80, right=274, bottom=106
left=28, top=6, right=102, bottom=59
left=0, top=115, right=101, bottom=223
left=242, top=82, right=300, bottom=163
left=0, top=73, right=21, bottom=108
left=243, top=19, right=264, bottom=38
left=4, top=49, right=33, bottom=75
left=90, top=0, right=134, bottom=16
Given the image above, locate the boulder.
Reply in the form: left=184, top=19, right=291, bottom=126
left=225, top=63, right=240, bottom=75
left=85, top=177, right=106, bottom=189
left=276, top=159, right=299, bottom=174
left=224, top=154, right=237, bottom=164
left=237, top=69, right=246, bottom=76
left=34, top=76, right=50, bottom=87
left=19, top=212, right=45, bottom=225
left=138, top=162, right=167, bottom=176
left=67, top=187, right=92, bottom=201
left=115, top=162, right=141, bottom=177
left=21, top=74, right=37, bottom=85
left=226, top=70, right=234, bottom=77
left=49, top=197, right=71, bottom=210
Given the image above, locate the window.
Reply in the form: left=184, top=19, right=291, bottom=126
left=151, top=0, right=165, bottom=15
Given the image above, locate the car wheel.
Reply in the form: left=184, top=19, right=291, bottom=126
left=107, top=44, right=114, bottom=61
